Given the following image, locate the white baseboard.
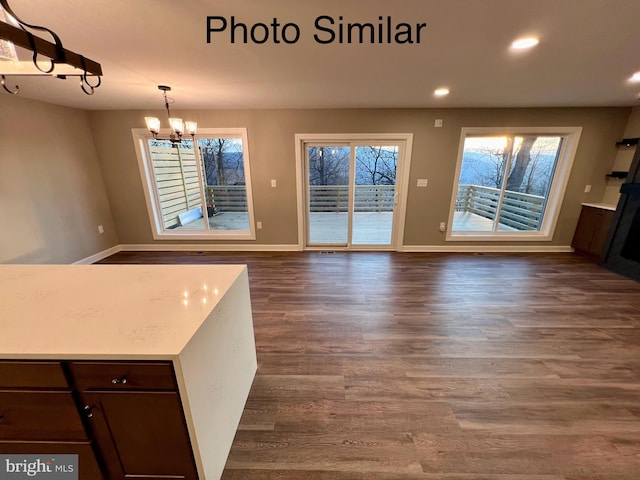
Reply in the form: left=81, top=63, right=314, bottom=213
left=401, top=245, right=575, bottom=253
left=119, top=243, right=301, bottom=252
left=72, top=245, right=122, bottom=265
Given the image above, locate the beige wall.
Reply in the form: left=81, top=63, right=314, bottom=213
left=88, top=107, right=630, bottom=249
left=603, top=106, right=640, bottom=205
left=622, top=106, right=640, bottom=136
left=0, top=97, right=630, bottom=262
left=0, top=94, right=118, bottom=263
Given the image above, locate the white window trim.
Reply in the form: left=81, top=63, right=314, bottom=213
left=446, top=126, right=582, bottom=242
left=132, top=127, right=256, bottom=241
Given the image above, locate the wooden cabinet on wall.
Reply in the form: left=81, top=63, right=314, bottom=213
left=0, top=361, right=198, bottom=480
left=572, top=205, right=615, bottom=257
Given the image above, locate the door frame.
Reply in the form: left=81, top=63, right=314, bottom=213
left=295, top=133, right=414, bottom=251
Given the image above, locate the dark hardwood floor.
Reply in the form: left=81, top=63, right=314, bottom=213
left=98, top=251, right=640, bottom=479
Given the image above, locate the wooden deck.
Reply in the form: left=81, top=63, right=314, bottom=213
left=175, top=212, right=395, bottom=245
left=174, top=211, right=510, bottom=240
left=173, top=212, right=250, bottom=231
left=308, top=212, right=393, bottom=245
left=99, top=251, right=640, bottom=480
left=452, top=211, right=517, bottom=232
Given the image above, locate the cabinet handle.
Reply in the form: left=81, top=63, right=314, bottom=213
left=84, top=405, right=95, bottom=418
left=111, top=376, right=128, bottom=385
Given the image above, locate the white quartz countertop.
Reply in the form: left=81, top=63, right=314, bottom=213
left=0, top=264, right=248, bottom=360
left=582, top=202, right=618, bottom=211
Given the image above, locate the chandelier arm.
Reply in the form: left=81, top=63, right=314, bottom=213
left=145, top=86, right=194, bottom=143
left=1, top=74, right=19, bottom=94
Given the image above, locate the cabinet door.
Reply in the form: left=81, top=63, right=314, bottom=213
left=81, top=391, right=198, bottom=480
left=572, top=207, right=614, bottom=256
left=590, top=210, right=614, bottom=256
left=572, top=207, right=600, bottom=253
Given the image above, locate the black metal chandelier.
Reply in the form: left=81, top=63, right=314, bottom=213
left=145, top=85, right=197, bottom=144
left=0, top=0, right=102, bottom=95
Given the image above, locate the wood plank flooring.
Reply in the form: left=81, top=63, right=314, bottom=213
left=98, top=252, right=640, bottom=479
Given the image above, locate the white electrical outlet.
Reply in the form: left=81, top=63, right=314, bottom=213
left=434, top=119, right=443, bottom=127
left=97, top=225, right=104, bottom=234
left=439, top=222, right=446, bottom=232
left=417, top=178, right=429, bottom=187
left=271, top=179, right=277, bottom=188
left=584, top=184, right=592, bottom=193
left=257, top=221, right=262, bottom=229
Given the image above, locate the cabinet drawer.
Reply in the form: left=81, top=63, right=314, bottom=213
left=69, top=362, right=177, bottom=391
left=0, top=391, right=88, bottom=441
left=0, top=361, right=68, bottom=389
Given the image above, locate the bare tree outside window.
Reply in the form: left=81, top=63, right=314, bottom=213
left=199, top=138, right=245, bottom=186
left=307, top=146, right=350, bottom=185
left=355, top=146, right=398, bottom=185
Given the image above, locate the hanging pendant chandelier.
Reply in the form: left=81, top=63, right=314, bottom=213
left=145, top=85, right=197, bottom=144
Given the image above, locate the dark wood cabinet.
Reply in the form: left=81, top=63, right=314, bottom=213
left=0, top=361, right=102, bottom=480
left=0, top=361, right=68, bottom=388
left=69, top=362, right=177, bottom=391
left=0, top=360, right=198, bottom=480
left=0, top=391, right=86, bottom=441
left=81, top=391, right=197, bottom=480
left=572, top=206, right=615, bottom=257
left=69, top=361, right=197, bottom=480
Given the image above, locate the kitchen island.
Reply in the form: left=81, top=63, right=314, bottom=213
left=0, top=264, right=257, bottom=480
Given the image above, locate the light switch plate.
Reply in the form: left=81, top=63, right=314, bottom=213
left=417, top=179, right=429, bottom=187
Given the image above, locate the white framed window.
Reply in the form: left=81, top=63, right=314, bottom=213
left=447, top=126, right=582, bottom=241
left=132, top=128, right=256, bottom=240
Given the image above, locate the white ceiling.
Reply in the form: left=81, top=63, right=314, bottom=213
left=3, top=0, right=640, bottom=111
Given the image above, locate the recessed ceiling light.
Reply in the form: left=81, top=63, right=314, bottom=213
left=630, top=71, right=640, bottom=82
left=511, top=37, right=539, bottom=50
left=434, top=88, right=450, bottom=97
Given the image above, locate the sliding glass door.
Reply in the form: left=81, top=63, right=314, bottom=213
left=352, top=145, right=398, bottom=245
left=307, top=145, right=351, bottom=245
left=305, top=142, right=400, bottom=248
